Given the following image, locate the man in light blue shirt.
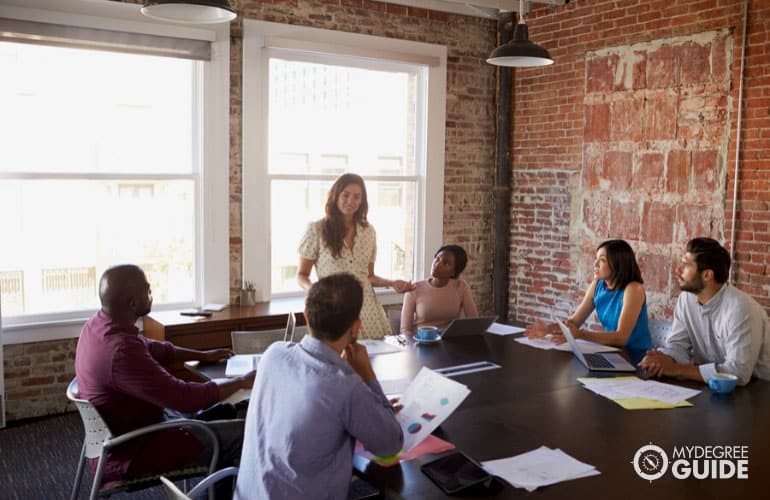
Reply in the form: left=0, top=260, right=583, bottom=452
left=640, top=238, right=770, bottom=385
left=235, top=273, right=403, bottom=500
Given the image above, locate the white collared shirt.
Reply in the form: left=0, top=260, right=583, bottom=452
left=660, top=283, right=770, bottom=385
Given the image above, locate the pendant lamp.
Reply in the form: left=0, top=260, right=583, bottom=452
left=141, top=0, right=237, bottom=24
left=487, top=0, right=553, bottom=67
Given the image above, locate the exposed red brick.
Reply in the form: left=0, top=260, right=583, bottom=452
left=586, top=54, right=619, bottom=93
left=678, top=41, right=711, bottom=85
left=611, top=97, right=645, bottom=142
left=638, top=252, right=671, bottom=293
left=636, top=151, right=665, bottom=192
left=610, top=199, right=640, bottom=240
left=604, top=150, right=633, bottom=190
left=644, top=93, right=678, bottom=141
left=693, top=149, right=719, bottom=191
left=582, top=145, right=603, bottom=189
left=642, top=202, right=675, bottom=244
left=666, top=149, right=691, bottom=193
left=632, top=50, right=647, bottom=89
left=647, top=44, right=678, bottom=88
left=584, top=103, right=611, bottom=142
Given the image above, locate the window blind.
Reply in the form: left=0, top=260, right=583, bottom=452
left=0, top=17, right=210, bottom=60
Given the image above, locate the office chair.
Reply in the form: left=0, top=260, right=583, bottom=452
left=230, top=329, right=286, bottom=355
left=649, top=319, right=672, bottom=349
left=285, top=312, right=296, bottom=342
left=160, top=467, right=238, bottom=500
left=67, top=378, right=219, bottom=500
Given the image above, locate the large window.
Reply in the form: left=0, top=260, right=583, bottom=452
left=267, top=54, right=420, bottom=293
left=0, top=1, right=229, bottom=337
left=242, top=21, right=447, bottom=301
left=0, top=43, right=196, bottom=317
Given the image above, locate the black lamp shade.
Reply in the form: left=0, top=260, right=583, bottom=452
left=487, top=23, right=553, bottom=67
left=142, top=0, right=237, bottom=24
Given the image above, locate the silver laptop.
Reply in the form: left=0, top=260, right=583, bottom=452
left=441, top=316, right=498, bottom=338
left=557, top=322, right=636, bottom=372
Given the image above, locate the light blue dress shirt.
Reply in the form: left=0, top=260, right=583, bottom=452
left=660, top=283, right=770, bottom=385
left=234, top=335, right=403, bottom=500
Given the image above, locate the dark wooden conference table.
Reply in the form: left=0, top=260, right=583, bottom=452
left=190, top=331, right=770, bottom=499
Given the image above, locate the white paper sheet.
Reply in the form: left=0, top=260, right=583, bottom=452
left=225, top=354, right=261, bottom=377
left=579, top=377, right=701, bottom=404
left=395, top=367, right=471, bottom=452
left=482, top=446, right=600, bottom=491
left=357, top=339, right=403, bottom=356
left=486, top=322, right=526, bottom=335
left=379, top=378, right=411, bottom=396
left=514, top=336, right=619, bottom=353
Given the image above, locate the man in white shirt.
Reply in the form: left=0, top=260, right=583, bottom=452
left=640, top=237, right=770, bottom=385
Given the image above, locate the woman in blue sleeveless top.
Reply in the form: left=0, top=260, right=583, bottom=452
left=526, top=239, right=652, bottom=351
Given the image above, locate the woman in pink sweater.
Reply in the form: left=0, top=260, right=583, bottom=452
left=400, top=245, right=479, bottom=334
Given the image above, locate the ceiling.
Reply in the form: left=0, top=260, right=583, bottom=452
left=382, top=0, right=569, bottom=19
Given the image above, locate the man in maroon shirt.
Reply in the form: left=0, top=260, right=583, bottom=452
left=75, top=264, right=254, bottom=488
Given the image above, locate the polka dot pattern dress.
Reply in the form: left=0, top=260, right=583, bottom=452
left=299, top=220, right=391, bottom=339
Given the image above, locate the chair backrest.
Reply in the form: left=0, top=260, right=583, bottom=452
left=230, top=329, right=285, bottom=354
left=649, top=319, right=672, bottom=349
left=67, top=378, right=113, bottom=460
left=285, top=312, right=296, bottom=342
left=292, top=325, right=308, bottom=343
left=387, top=308, right=401, bottom=335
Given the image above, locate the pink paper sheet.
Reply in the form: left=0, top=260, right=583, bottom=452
left=354, top=435, right=455, bottom=467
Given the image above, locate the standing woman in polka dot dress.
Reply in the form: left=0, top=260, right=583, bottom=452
left=297, top=173, right=414, bottom=339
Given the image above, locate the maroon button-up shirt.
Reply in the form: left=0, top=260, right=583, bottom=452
left=75, top=310, right=219, bottom=482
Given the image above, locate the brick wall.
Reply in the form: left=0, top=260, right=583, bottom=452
left=3, top=339, right=77, bottom=420
left=510, top=0, right=770, bottom=324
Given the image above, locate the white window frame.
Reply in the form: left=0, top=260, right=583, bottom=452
left=0, top=0, right=230, bottom=344
left=241, top=20, right=446, bottom=303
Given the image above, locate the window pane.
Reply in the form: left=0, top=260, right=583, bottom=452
left=271, top=179, right=325, bottom=294
left=367, top=180, right=416, bottom=284
left=270, top=179, right=415, bottom=294
left=0, top=179, right=195, bottom=315
left=0, top=42, right=193, bottom=175
left=267, top=57, right=418, bottom=176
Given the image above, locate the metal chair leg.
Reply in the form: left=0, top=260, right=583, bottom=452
left=71, top=442, right=86, bottom=500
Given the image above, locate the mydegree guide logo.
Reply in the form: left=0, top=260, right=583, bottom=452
left=632, top=442, right=749, bottom=482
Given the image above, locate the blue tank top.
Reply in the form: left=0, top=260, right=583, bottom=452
left=593, top=280, right=652, bottom=351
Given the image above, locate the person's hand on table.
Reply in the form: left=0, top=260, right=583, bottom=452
left=389, top=397, right=403, bottom=414
left=391, top=279, right=415, bottom=293
left=561, top=320, right=584, bottom=341
left=199, top=348, right=233, bottom=364
left=639, top=350, right=677, bottom=378
left=525, top=319, right=556, bottom=339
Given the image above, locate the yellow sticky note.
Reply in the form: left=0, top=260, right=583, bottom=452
left=612, top=397, right=693, bottom=410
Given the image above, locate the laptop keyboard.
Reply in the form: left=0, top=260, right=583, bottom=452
left=584, top=353, right=614, bottom=369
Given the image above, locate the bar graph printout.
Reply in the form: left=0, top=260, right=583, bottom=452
left=395, top=367, right=471, bottom=451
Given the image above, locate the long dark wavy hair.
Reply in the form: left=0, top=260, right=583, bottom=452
left=598, top=239, right=643, bottom=290
left=322, top=173, right=369, bottom=258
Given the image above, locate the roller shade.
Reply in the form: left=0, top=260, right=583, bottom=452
left=0, top=17, right=211, bottom=60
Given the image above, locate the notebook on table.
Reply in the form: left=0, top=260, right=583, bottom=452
left=557, top=322, right=636, bottom=372
left=441, top=316, right=498, bottom=338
